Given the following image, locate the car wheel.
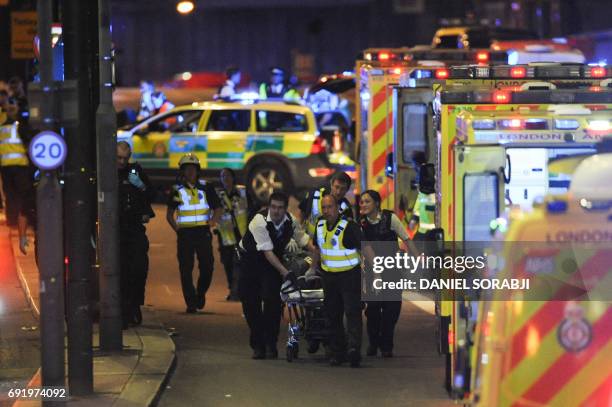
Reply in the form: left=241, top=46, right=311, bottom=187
left=248, top=162, right=289, bottom=205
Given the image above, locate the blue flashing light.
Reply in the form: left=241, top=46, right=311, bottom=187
left=454, top=374, right=465, bottom=389
left=547, top=200, right=568, bottom=213
left=508, top=50, right=519, bottom=65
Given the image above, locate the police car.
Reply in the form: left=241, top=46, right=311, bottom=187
left=117, top=99, right=353, bottom=203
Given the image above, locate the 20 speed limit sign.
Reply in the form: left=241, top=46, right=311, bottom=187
left=28, top=131, right=67, bottom=170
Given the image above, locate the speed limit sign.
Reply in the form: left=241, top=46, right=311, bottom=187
left=28, top=131, right=67, bottom=170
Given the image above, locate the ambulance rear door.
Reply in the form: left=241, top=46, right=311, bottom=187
left=453, top=145, right=506, bottom=242
left=392, top=87, right=435, bottom=222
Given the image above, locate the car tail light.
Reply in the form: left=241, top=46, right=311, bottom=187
left=308, top=168, right=335, bottom=178
left=435, top=68, right=449, bottom=79
left=590, top=66, right=606, bottom=78
left=310, top=136, right=327, bottom=154
left=493, top=91, right=511, bottom=103
left=378, top=51, right=390, bottom=61
left=476, top=51, right=489, bottom=63
left=510, top=66, right=527, bottom=78
left=391, top=67, right=402, bottom=75
left=448, top=330, right=454, bottom=346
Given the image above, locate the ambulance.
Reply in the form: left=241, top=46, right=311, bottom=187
left=389, top=63, right=612, bottom=398
left=468, top=150, right=612, bottom=407
left=355, top=47, right=509, bottom=210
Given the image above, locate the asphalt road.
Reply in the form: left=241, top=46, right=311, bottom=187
left=145, top=204, right=453, bottom=407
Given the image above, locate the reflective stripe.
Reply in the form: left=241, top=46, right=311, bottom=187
left=0, top=139, right=22, bottom=144
left=319, top=247, right=357, bottom=257
left=322, top=258, right=360, bottom=268
left=1, top=153, right=27, bottom=160
left=176, top=184, right=210, bottom=227
left=317, top=218, right=360, bottom=272
left=177, top=215, right=210, bottom=223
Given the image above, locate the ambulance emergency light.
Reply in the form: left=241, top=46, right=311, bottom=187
left=448, top=63, right=612, bottom=80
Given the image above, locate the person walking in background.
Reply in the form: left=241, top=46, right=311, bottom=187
left=217, top=66, right=241, bottom=99
left=137, top=80, right=156, bottom=121
left=117, top=141, right=156, bottom=328
left=299, top=171, right=353, bottom=238
left=259, top=67, right=300, bottom=100
left=7, top=77, right=29, bottom=126
left=166, top=154, right=222, bottom=313
left=0, top=107, right=31, bottom=230
left=151, top=91, right=174, bottom=115
left=359, top=189, right=412, bottom=358
left=214, top=167, right=249, bottom=301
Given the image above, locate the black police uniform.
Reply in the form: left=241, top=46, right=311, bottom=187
left=314, top=216, right=363, bottom=362
left=238, top=210, right=296, bottom=356
left=167, top=180, right=221, bottom=311
left=361, top=209, right=402, bottom=355
left=118, top=163, right=155, bottom=326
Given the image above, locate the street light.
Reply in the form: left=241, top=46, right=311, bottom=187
left=177, top=1, right=195, bottom=14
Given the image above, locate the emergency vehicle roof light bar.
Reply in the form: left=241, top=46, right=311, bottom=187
left=448, top=63, right=612, bottom=80
left=441, top=88, right=612, bottom=104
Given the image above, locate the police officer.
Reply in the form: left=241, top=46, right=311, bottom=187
left=214, top=167, right=249, bottom=301
left=117, top=141, right=155, bottom=327
left=259, top=67, right=300, bottom=100
left=312, top=194, right=364, bottom=367
left=359, top=189, right=412, bottom=358
left=408, top=163, right=436, bottom=240
left=238, top=191, right=309, bottom=359
left=299, top=171, right=353, bottom=238
left=0, top=108, right=30, bottom=230
left=166, top=154, right=222, bottom=313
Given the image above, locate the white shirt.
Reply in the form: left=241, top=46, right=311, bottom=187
left=219, top=80, right=237, bottom=98
left=246, top=211, right=310, bottom=251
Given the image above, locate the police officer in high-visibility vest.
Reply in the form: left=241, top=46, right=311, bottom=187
left=299, top=171, right=353, bottom=238
left=408, top=163, right=436, bottom=240
left=214, top=167, right=249, bottom=301
left=166, top=154, right=222, bottom=313
left=359, top=189, right=413, bottom=358
left=238, top=191, right=310, bottom=360
left=259, top=67, right=300, bottom=100
left=312, top=194, right=364, bottom=367
left=0, top=108, right=31, bottom=232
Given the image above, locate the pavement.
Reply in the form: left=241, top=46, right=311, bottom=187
left=0, top=219, right=176, bottom=407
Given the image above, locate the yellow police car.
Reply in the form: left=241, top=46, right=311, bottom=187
left=117, top=99, right=353, bottom=203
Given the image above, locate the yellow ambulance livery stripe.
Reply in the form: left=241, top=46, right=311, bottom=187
left=548, top=340, right=612, bottom=407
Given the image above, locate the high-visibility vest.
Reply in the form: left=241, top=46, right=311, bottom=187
left=316, top=218, right=360, bottom=272
left=216, top=185, right=248, bottom=246
left=175, top=184, right=211, bottom=228
left=0, top=123, right=29, bottom=167
left=305, top=187, right=351, bottom=237
left=414, top=191, right=435, bottom=233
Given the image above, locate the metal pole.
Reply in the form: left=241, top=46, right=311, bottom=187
left=36, top=0, right=65, bottom=392
left=97, top=0, right=122, bottom=351
left=63, top=0, right=95, bottom=395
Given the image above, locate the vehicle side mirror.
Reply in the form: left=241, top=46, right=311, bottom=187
left=385, top=152, right=394, bottom=178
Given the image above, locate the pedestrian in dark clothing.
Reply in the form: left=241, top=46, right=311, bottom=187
left=117, top=141, right=155, bottom=328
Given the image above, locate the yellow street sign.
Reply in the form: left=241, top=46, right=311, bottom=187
left=11, top=11, right=37, bottom=59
